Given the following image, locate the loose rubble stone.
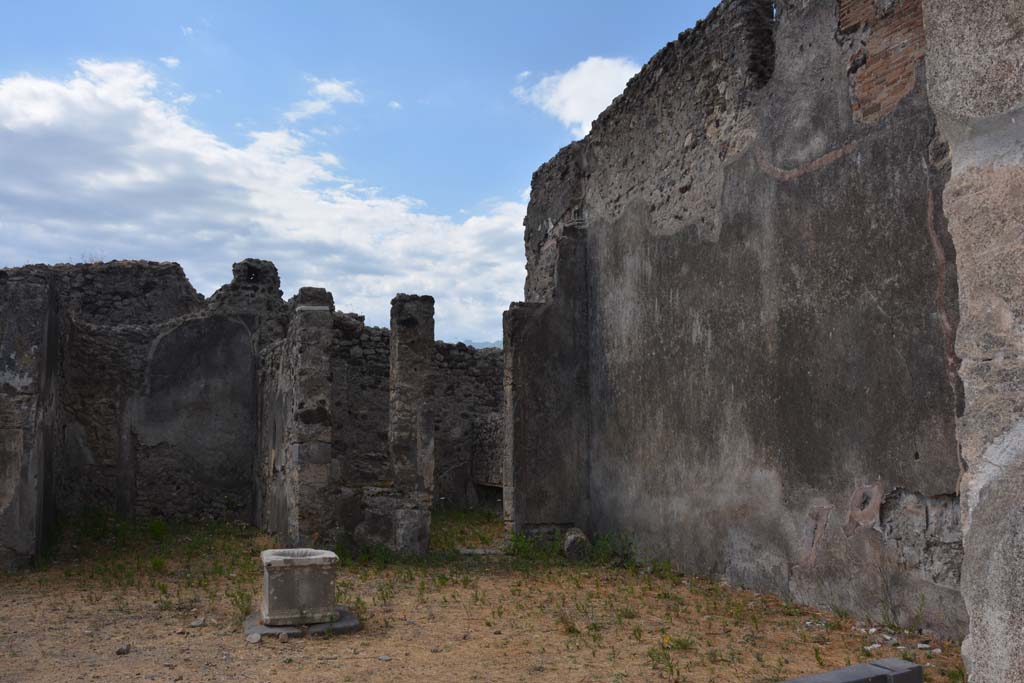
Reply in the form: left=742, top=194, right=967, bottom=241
left=562, top=528, right=590, bottom=561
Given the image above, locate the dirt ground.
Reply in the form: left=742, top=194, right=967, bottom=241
left=0, top=512, right=964, bottom=683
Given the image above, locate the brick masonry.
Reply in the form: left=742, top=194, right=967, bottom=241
left=840, top=0, right=926, bottom=124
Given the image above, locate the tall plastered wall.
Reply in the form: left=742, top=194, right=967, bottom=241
left=923, top=1, right=1024, bottom=679
left=510, top=0, right=970, bottom=637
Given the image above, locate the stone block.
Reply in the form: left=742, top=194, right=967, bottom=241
left=243, top=606, right=360, bottom=639
left=562, top=528, right=590, bottom=561
left=782, top=658, right=922, bottom=683
left=260, top=548, right=338, bottom=626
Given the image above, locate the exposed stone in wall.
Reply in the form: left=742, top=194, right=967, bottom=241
left=838, top=0, right=926, bottom=124
left=51, top=260, right=203, bottom=326
left=510, top=0, right=966, bottom=636
left=208, top=258, right=289, bottom=347
left=330, top=315, right=390, bottom=489
left=432, top=342, right=503, bottom=507
left=923, top=1, right=1024, bottom=678
left=879, top=489, right=961, bottom=587
left=59, top=320, right=156, bottom=516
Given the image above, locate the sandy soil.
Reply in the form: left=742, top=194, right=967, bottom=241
left=0, top=516, right=964, bottom=683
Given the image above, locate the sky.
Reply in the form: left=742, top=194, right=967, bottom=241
left=0, top=1, right=717, bottom=341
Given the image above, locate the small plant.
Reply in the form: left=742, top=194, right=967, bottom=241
left=944, top=667, right=966, bottom=683
left=616, top=606, right=639, bottom=621
left=781, top=601, right=803, bottom=616
left=762, top=657, right=786, bottom=683
left=374, top=579, right=395, bottom=606
left=647, top=646, right=675, bottom=677
left=910, top=593, right=926, bottom=634
left=225, top=587, right=252, bottom=622
left=350, top=595, right=369, bottom=622
left=814, top=646, right=826, bottom=667
left=508, top=531, right=562, bottom=564
left=147, top=518, right=169, bottom=543
left=587, top=532, right=634, bottom=566
left=556, top=610, right=580, bottom=635
left=632, top=625, right=643, bottom=642
left=662, top=635, right=694, bottom=651
left=651, top=560, right=674, bottom=580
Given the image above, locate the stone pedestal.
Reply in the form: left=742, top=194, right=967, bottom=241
left=259, top=548, right=338, bottom=626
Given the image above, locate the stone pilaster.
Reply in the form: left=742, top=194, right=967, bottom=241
left=387, top=294, right=435, bottom=554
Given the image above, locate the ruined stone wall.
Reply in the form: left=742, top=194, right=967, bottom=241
left=1, top=256, right=501, bottom=561
left=432, top=342, right=503, bottom=507
left=0, top=259, right=278, bottom=554
left=923, top=2, right=1024, bottom=679
left=512, top=0, right=966, bottom=636
left=254, top=290, right=501, bottom=552
left=55, top=261, right=276, bottom=522
left=256, top=296, right=395, bottom=547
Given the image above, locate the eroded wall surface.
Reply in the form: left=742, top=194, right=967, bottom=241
left=923, top=1, right=1024, bottom=679
left=512, top=0, right=966, bottom=635
left=0, top=271, right=58, bottom=569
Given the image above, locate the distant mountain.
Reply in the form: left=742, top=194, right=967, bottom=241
left=457, top=339, right=502, bottom=349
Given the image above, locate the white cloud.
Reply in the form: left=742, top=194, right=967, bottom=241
left=181, top=26, right=193, bottom=36
left=174, top=93, right=195, bottom=105
left=513, top=56, right=639, bottom=138
left=159, top=56, right=180, bottom=68
left=0, top=60, right=526, bottom=340
left=285, top=77, right=364, bottom=122
left=387, top=100, right=401, bottom=110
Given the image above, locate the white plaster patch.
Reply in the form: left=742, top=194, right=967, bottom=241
left=0, top=368, right=34, bottom=392
left=962, top=417, right=1024, bottom=534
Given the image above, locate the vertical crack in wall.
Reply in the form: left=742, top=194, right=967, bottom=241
left=924, top=129, right=965, bottom=417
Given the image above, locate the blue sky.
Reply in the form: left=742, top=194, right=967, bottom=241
left=0, top=1, right=716, bottom=340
